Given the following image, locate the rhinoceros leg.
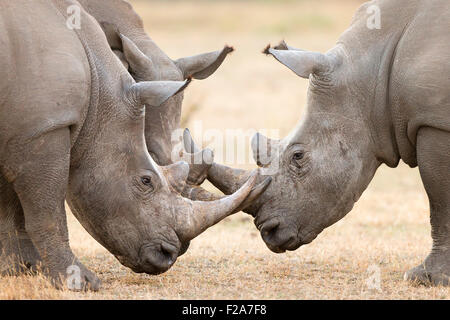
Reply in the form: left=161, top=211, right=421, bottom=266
left=0, top=175, right=41, bottom=275
left=404, top=127, right=450, bottom=286
left=8, top=128, right=100, bottom=291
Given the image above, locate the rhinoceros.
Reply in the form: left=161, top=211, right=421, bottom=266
left=187, top=0, right=450, bottom=286
left=75, top=0, right=271, bottom=256
left=0, top=0, right=267, bottom=290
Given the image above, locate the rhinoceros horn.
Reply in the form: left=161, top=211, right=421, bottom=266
left=177, top=172, right=259, bottom=241
left=160, top=162, right=264, bottom=240
left=182, top=129, right=272, bottom=214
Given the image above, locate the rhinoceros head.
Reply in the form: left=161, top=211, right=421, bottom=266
left=199, top=41, right=381, bottom=253
left=68, top=47, right=263, bottom=275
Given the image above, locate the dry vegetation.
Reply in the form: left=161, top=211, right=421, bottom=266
left=1, top=0, right=448, bottom=299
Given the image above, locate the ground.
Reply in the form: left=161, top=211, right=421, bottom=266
left=1, top=0, right=448, bottom=299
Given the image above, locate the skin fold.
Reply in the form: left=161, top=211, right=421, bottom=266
left=0, top=0, right=267, bottom=291
left=195, top=0, right=450, bottom=286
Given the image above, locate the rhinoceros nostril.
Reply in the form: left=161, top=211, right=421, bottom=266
left=260, top=219, right=280, bottom=237
left=139, top=242, right=179, bottom=274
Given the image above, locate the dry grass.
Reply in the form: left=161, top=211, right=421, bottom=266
left=1, top=0, right=448, bottom=299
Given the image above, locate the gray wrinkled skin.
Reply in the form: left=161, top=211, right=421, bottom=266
left=0, top=0, right=261, bottom=291
left=204, top=0, right=450, bottom=286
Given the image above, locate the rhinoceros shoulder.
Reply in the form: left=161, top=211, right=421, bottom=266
left=0, top=0, right=91, bottom=158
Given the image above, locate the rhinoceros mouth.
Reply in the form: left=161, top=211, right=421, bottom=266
left=114, top=255, right=141, bottom=271
left=254, top=213, right=319, bottom=253
left=114, top=254, right=171, bottom=275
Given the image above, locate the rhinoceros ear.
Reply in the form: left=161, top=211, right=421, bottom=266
left=273, top=40, right=302, bottom=51
left=120, top=34, right=158, bottom=81
left=174, top=45, right=234, bottom=80
left=131, top=79, right=191, bottom=107
left=263, top=43, right=332, bottom=79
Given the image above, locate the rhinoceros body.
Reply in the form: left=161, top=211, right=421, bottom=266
left=0, top=0, right=261, bottom=290
left=202, top=0, right=450, bottom=286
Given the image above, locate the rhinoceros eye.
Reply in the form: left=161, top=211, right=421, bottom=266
left=293, top=152, right=304, bottom=161
left=291, top=151, right=305, bottom=169
left=141, top=176, right=154, bottom=190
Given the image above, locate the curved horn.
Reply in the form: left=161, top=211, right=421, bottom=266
left=178, top=173, right=258, bottom=240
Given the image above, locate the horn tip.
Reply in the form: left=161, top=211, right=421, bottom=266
left=119, top=33, right=129, bottom=42
left=262, top=44, right=272, bottom=55
left=261, top=176, right=272, bottom=189
left=224, top=45, right=235, bottom=54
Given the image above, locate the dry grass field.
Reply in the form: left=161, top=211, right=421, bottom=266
left=1, top=0, right=448, bottom=299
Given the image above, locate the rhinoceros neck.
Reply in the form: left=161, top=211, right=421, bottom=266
left=62, top=14, right=137, bottom=166
left=336, top=0, right=417, bottom=167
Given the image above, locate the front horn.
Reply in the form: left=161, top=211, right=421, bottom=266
left=182, top=129, right=271, bottom=215
left=178, top=173, right=260, bottom=241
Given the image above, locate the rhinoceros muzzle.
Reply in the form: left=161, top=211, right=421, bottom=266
left=137, top=242, right=179, bottom=275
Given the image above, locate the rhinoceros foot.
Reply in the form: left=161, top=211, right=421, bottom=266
left=404, top=250, right=450, bottom=287
left=46, top=259, right=102, bottom=292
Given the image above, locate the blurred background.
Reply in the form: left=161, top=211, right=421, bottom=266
left=2, top=0, right=446, bottom=299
